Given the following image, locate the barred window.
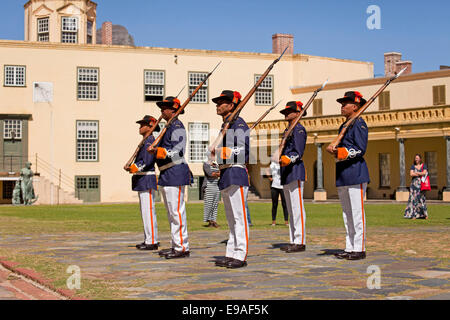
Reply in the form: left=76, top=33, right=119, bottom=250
left=4, top=65, right=26, bottom=87
left=255, top=75, right=273, bottom=105
left=3, top=120, right=23, bottom=140
left=37, top=17, right=49, bottom=42
left=77, top=67, right=99, bottom=100
left=61, top=17, right=78, bottom=43
left=425, top=151, right=438, bottom=187
left=379, top=153, right=391, bottom=188
left=76, top=121, right=98, bottom=161
left=189, top=123, right=209, bottom=162
left=188, top=72, right=208, bottom=103
left=144, top=70, right=165, bottom=102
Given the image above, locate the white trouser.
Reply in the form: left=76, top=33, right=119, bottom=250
left=283, top=180, right=306, bottom=245
left=221, top=185, right=250, bottom=262
left=160, top=186, right=189, bottom=252
left=138, top=190, right=158, bottom=245
left=337, top=183, right=367, bottom=253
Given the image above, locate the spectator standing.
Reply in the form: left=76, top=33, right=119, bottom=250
left=266, top=160, right=289, bottom=226
left=404, top=154, right=429, bottom=219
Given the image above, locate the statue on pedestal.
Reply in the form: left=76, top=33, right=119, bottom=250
left=19, top=162, right=38, bottom=205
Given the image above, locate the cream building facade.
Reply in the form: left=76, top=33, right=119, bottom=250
left=1, top=0, right=448, bottom=204
left=0, top=0, right=374, bottom=204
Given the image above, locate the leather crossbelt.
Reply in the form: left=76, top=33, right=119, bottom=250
left=158, top=160, right=185, bottom=172
left=133, top=171, right=156, bottom=176
left=218, top=164, right=247, bottom=170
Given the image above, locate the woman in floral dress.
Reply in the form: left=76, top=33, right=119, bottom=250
left=404, top=154, right=429, bottom=219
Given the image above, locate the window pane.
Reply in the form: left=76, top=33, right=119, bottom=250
left=189, top=123, right=209, bottom=162
left=255, top=75, right=273, bottom=105
left=188, top=72, right=208, bottom=103
left=3, top=120, right=23, bottom=139
left=38, top=18, right=49, bottom=32
left=4, top=66, right=25, bottom=86
left=76, top=121, right=99, bottom=161
left=425, top=152, right=438, bottom=187
left=145, top=70, right=164, bottom=85
left=62, top=17, right=78, bottom=31
left=77, top=68, right=99, bottom=100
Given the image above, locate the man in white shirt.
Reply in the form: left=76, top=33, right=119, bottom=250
left=266, top=160, right=289, bottom=226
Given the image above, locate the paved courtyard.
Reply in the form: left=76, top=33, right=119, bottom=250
left=0, top=228, right=449, bottom=300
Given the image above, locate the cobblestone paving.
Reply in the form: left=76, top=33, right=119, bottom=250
left=0, top=228, right=449, bottom=300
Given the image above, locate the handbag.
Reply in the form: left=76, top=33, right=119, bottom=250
left=420, top=164, right=431, bottom=191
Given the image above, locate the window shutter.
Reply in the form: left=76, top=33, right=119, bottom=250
left=439, top=85, right=446, bottom=105
left=313, top=99, right=323, bottom=116
left=433, top=86, right=439, bottom=105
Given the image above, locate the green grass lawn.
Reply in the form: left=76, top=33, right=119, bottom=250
left=0, top=202, right=448, bottom=234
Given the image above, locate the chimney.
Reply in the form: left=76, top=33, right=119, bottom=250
left=272, top=33, right=294, bottom=55
left=395, top=60, right=412, bottom=75
left=102, top=21, right=113, bottom=45
left=384, top=52, right=402, bottom=77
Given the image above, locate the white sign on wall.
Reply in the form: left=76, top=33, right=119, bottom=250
left=33, top=82, right=53, bottom=103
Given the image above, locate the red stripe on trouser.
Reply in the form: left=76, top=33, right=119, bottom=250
left=360, top=184, right=365, bottom=251
left=149, top=190, right=154, bottom=244
left=240, top=187, right=249, bottom=261
left=297, top=181, right=305, bottom=245
left=177, top=186, right=185, bottom=252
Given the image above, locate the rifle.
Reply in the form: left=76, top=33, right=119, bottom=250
left=249, top=100, right=282, bottom=130
left=148, top=61, right=222, bottom=151
left=123, top=85, right=186, bottom=170
left=327, top=67, right=407, bottom=151
left=209, top=46, right=289, bottom=159
left=274, top=79, right=328, bottom=161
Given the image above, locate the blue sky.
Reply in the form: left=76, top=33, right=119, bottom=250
left=1, top=0, right=449, bottom=76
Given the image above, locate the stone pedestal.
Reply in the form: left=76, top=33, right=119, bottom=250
left=314, top=190, right=327, bottom=201
left=443, top=191, right=450, bottom=202
left=396, top=188, right=410, bottom=202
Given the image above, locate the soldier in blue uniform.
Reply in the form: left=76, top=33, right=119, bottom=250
left=326, top=91, right=370, bottom=260
left=147, top=96, right=191, bottom=259
left=278, top=101, right=308, bottom=253
left=212, top=90, right=250, bottom=269
left=125, top=115, right=160, bottom=250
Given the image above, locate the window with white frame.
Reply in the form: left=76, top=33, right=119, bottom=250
left=37, top=17, right=49, bottom=42
left=144, top=70, right=165, bottom=102
left=77, top=67, right=99, bottom=100
left=3, top=120, right=23, bottom=140
left=189, top=123, right=209, bottom=162
left=188, top=72, right=208, bottom=103
left=61, top=17, right=78, bottom=43
left=4, top=65, right=26, bottom=87
left=86, top=20, right=93, bottom=44
left=255, top=75, right=273, bottom=105
left=76, top=121, right=98, bottom=161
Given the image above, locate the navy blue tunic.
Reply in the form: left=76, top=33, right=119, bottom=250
left=217, top=116, right=250, bottom=191
left=336, top=117, right=370, bottom=187
left=132, top=135, right=158, bottom=191
left=156, top=118, right=190, bottom=186
left=280, top=123, right=307, bottom=185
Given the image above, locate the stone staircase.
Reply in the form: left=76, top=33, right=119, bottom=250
left=247, top=185, right=261, bottom=201
left=33, top=175, right=83, bottom=205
